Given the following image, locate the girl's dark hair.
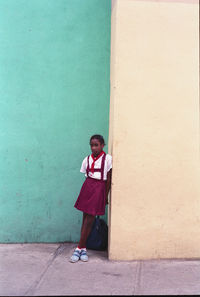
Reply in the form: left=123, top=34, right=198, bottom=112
left=90, top=134, right=105, bottom=145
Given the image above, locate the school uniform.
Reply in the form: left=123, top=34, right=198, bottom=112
left=74, top=152, right=112, bottom=216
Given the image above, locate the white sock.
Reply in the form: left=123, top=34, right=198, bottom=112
left=75, top=247, right=81, bottom=252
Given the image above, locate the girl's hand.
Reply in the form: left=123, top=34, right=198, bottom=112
left=106, top=169, right=112, bottom=205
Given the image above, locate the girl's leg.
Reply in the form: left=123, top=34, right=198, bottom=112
left=80, top=212, right=87, bottom=236
left=70, top=213, right=94, bottom=263
left=78, top=213, right=95, bottom=248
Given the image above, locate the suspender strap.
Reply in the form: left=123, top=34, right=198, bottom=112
left=100, top=153, right=106, bottom=181
left=90, top=168, right=102, bottom=172
left=86, top=155, right=90, bottom=177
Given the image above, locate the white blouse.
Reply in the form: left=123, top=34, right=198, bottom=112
left=80, top=154, right=112, bottom=180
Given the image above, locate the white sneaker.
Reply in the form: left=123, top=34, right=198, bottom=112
left=80, top=249, right=88, bottom=262
left=70, top=249, right=81, bottom=263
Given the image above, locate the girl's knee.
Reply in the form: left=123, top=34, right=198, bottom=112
left=85, top=214, right=95, bottom=226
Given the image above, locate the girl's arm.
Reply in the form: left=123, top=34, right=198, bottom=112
left=106, top=169, right=112, bottom=204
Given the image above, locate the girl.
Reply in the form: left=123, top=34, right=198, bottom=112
left=70, top=134, right=112, bottom=263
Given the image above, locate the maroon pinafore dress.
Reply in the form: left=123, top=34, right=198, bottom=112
left=74, top=153, right=107, bottom=216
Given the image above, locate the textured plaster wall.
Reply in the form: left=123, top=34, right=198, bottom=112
left=0, top=0, right=111, bottom=242
left=109, top=0, right=199, bottom=260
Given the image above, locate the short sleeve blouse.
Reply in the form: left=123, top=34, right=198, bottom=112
left=80, top=153, right=112, bottom=180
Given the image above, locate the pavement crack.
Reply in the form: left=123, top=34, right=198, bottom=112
left=133, top=260, right=142, bottom=295
left=24, top=244, right=67, bottom=296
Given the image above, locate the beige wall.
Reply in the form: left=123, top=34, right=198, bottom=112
left=108, top=0, right=199, bottom=260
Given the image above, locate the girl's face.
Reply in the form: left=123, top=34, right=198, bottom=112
left=90, top=138, right=104, bottom=157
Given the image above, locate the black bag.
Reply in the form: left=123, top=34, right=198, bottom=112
left=86, top=216, right=108, bottom=250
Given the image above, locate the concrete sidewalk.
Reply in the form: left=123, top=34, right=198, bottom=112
left=0, top=243, right=200, bottom=296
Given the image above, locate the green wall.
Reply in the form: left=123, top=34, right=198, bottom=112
left=0, top=0, right=111, bottom=242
